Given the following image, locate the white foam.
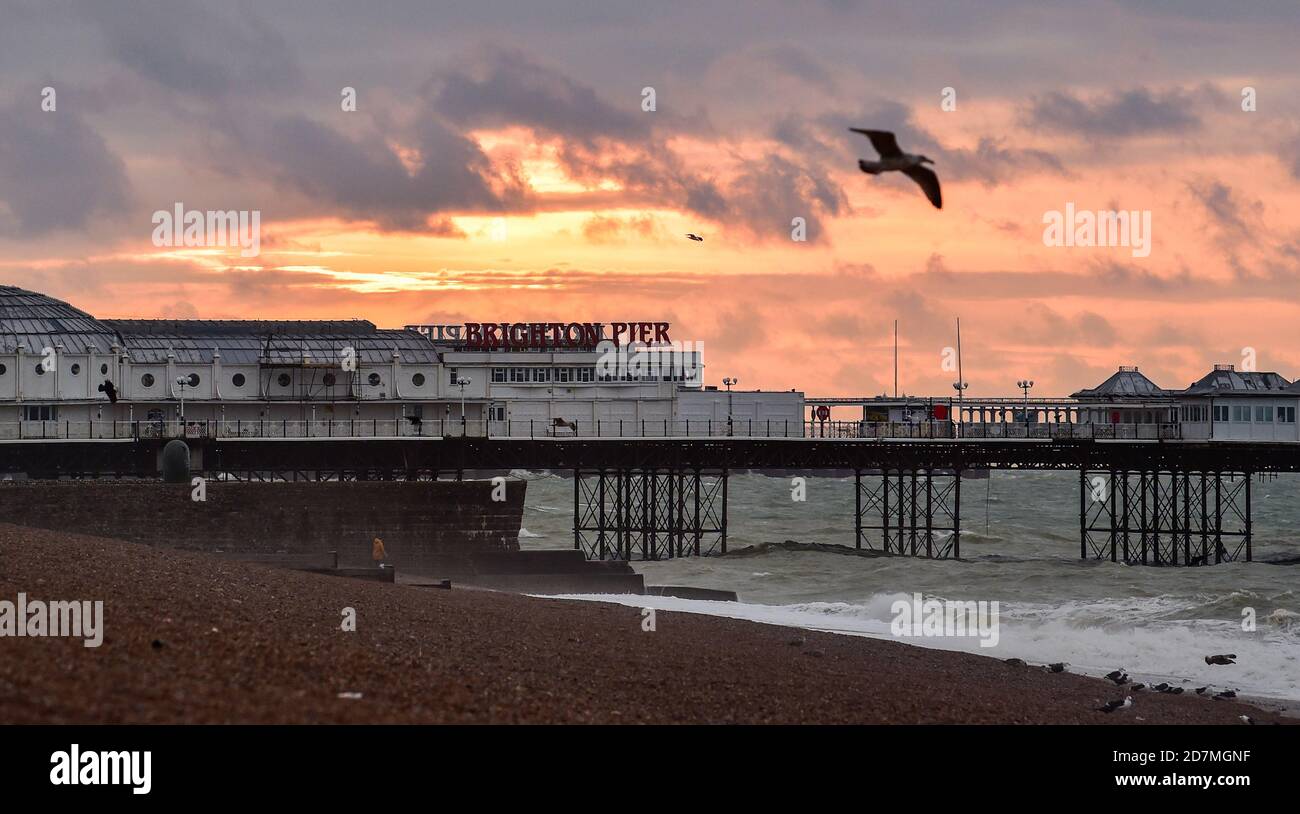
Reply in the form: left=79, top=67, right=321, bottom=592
left=540, top=592, right=1300, bottom=700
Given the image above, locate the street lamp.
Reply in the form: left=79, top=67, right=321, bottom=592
left=1017, top=379, right=1034, bottom=429
left=952, top=379, right=968, bottom=438
left=175, top=375, right=190, bottom=430
left=456, top=376, right=471, bottom=433
left=722, top=377, right=738, bottom=435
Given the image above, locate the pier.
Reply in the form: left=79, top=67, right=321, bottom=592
left=4, top=429, right=1296, bottom=567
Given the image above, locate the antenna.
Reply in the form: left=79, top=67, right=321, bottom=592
left=893, top=319, right=898, bottom=398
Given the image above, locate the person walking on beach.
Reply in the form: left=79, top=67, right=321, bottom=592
left=372, top=536, right=387, bottom=568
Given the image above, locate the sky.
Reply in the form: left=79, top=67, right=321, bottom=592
left=2, top=0, right=1300, bottom=398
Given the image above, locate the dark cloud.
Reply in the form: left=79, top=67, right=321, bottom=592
left=1186, top=178, right=1260, bottom=237
left=1022, top=87, right=1206, bottom=138
left=0, top=99, right=132, bottom=236
left=430, top=49, right=647, bottom=147
left=940, top=137, right=1069, bottom=187
left=81, top=0, right=301, bottom=97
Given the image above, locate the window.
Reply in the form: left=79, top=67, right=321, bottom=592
left=1255, top=405, right=1274, bottom=422
left=1280, top=407, right=1296, bottom=423
left=556, top=367, right=571, bottom=383
left=509, top=368, right=527, bottom=383
left=232, top=373, right=246, bottom=387
left=448, top=367, right=458, bottom=386
left=492, top=368, right=507, bottom=383
left=35, top=363, right=46, bottom=376
left=141, top=373, right=155, bottom=387
left=530, top=368, right=550, bottom=382
left=577, top=367, right=595, bottom=382
left=277, top=373, right=292, bottom=387
left=1213, top=405, right=1229, bottom=422
left=1232, top=405, right=1250, bottom=422
left=186, top=373, right=200, bottom=387
left=23, top=405, right=56, bottom=421
left=488, top=405, right=506, bottom=421
left=368, top=373, right=381, bottom=387
left=0, top=363, right=6, bottom=375
left=322, top=373, right=336, bottom=387
left=100, top=363, right=109, bottom=375
left=412, top=373, right=426, bottom=387
left=70, top=363, right=81, bottom=375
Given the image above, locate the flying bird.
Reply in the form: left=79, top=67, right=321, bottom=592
left=1098, top=696, right=1133, bottom=713
left=1205, top=654, right=1236, bottom=665
left=850, top=128, right=942, bottom=209
left=685, top=233, right=704, bottom=242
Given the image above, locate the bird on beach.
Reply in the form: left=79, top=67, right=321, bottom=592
left=1213, top=690, right=1237, bottom=700
left=1151, top=682, right=1171, bottom=693
left=1105, top=670, right=1129, bottom=685
left=1046, top=662, right=1066, bottom=673
left=1131, top=683, right=1146, bottom=691
left=685, top=233, right=704, bottom=242
left=1239, top=715, right=1255, bottom=725
left=1098, top=696, right=1133, bottom=713
left=1205, top=654, right=1236, bottom=665
left=850, top=128, right=942, bottom=209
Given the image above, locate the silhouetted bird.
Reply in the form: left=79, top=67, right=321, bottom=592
left=1046, top=662, right=1066, bottom=673
left=1105, top=670, right=1129, bottom=685
left=1098, top=696, right=1132, bottom=713
left=1205, top=654, right=1236, bottom=665
left=1213, top=690, right=1237, bottom=700
left=685, top=233, right=704, bottom=242
left=850, top=128, right=942, bottom=209
left=98, top=380, right=118, bottom=403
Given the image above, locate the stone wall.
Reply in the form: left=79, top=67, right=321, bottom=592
left=0, top=479, right=525, bottom=576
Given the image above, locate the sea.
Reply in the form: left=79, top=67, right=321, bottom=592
left=512, top=469, right=1300, bottom=702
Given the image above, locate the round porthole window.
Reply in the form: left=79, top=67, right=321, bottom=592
left=100, top=363, right=109, bottom=375
left=35, top=364, right=46, bottom=375
left=412, top=373, right=426, bottom=387
left=186, top=373, right=200, bottom=387
left=141, top=373, right=155, bottom=387
left=0, top=363, right=6, bottom=375
left=277, top=373, right=291, bottom=387
left=232, top=373, right=246, bottom=387
left=323, top=373, right=337, bottom=387
left=70, top=363, right=81, bottom=375
left=368, top=373, right=381, bottom=386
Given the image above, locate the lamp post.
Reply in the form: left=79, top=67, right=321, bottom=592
left=723, top=377, right=737, bottom=436
left=457, top=376, right=471, bottom=435
left=1017, top=379, right=1034, bottom=431
left=175, top=376, right=189, bottom=436
left=952, top=379, right=968, bottom=438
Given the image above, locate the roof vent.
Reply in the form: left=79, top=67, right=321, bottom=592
left=1214, top=364, right=1235, bottom=371
left=1118, top=365, right=1138, bottom=372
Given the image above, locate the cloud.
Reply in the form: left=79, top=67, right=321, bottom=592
left=0, top=99, right=132, bottom=237
left=81, top=0, right=301, bottom=97
left=1022, top=87, right=1206, bottom=138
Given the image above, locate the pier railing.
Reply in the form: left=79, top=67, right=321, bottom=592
left=0, top=418, right=1184, bottom=441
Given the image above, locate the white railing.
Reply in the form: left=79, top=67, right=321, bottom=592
left=0, top=418, right=1185, bottom=441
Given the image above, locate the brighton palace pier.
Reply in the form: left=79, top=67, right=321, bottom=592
left=2, top=284, right=1300, bottom=442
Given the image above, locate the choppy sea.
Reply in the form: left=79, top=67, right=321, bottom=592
left=513, top=469, right=1300, bottom=701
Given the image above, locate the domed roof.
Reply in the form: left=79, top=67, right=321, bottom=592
left=0, top=285, right=120, bottom=354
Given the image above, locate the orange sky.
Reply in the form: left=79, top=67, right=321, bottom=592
left=4, top=1, right=1300, bottom=399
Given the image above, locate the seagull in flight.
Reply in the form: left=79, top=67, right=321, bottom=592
left=850, top=128, right=942, bottom=209
left=685, top=233, right=704, bottom=242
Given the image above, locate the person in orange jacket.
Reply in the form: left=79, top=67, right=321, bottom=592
left=372, top=536, right=387, bottom=567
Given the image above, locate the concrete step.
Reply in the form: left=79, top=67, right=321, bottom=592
left=463, top=572, right=645, bottom=595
